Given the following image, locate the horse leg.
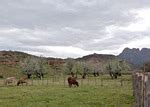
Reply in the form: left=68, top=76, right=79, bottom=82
left=69, top=83, right=72, bottom=87
left=71, top=84, right=72, bottom=87
left=17, top=81, right=20, bottom=86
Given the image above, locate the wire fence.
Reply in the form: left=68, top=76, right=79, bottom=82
left=0, top=73, right=132, bottom=87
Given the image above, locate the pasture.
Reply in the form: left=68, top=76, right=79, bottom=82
left=0, top=74, right=135, bottom=107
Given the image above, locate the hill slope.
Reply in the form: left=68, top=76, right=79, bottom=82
left=0, top=51, right=36, bottom=65
left=76, top=53, right=117, bottom=65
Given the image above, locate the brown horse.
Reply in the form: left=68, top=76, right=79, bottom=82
left=4, top=77, right=17, bottom=86
left=17, top=77, right=28, bottom=86
left=67, top=77, right=79, bottom=87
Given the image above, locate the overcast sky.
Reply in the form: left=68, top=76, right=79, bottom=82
left=0, top=0, right=150, bottom=58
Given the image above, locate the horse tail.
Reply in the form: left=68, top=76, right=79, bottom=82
left=76, top=81, right=79, bottom=87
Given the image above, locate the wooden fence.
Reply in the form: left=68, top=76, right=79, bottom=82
left=132, top=71, right=150, bottom=107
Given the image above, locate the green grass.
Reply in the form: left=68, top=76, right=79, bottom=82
left=0, top=78, right=135, bottom=107
left=0, top=64, right=21, bottom=78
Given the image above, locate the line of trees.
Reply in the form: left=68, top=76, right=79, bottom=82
left=20, top=57, right=131, bottom=79
left=64, top=58, right=131, bottom=79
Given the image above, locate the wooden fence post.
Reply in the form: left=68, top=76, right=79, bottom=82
left=95, top=77, right=97, bottom=86
left=101, top=73, right=103, bottom=87
left=139, top=76, right=143, bottom=107
left=120, top=74, right=123, bottom=86
left=63, top=75, right=66, bottom=87
left=132, top=72, right=150, bottom=107
left=81, top=78, right=83, bottom=86
left=132, top=73, right=136, bottom=97
left=144, top=73, right=150, bottom=107
left=135, top=73, right=140, bottom=107
left=31, top=76, right=33, bottom=86
left=42, top=78, right=44, bottom=86
left=88, top=76, right=90, bottom=86
left=47, top=77, right=48, bottom=86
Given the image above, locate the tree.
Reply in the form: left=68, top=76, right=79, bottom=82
left=82, top=62, right=89, bottom=78
left=64, top=60, right=91, bottom=79
left=142, top=62, right=150, bottom=72
left=20, top=56, right=47, bottom=79
left=92, top=64, right=101, bottom=77
left=64, top=58, right=75, bottom=77
left=73, top=61, right=85, bottom=78
left=105, top=59, right=130, bottom=79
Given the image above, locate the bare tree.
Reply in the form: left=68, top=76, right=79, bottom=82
left=105, top=59, right=130, bottom=79
left=64, top=58, right=75, bottom=77
left=20, top=56, right=47, bottom=79
left=142, top=62, right=150, bottom=72
left=72, top=61, right=84, bottom=78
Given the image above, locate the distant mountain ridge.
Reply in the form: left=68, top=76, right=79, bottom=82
left=0, top=51, right=117, bottom=66
left=0, top=48, right=150, bottom=68
left=118, top=48, right=150, bottom=68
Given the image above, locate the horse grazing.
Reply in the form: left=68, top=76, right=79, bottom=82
left=67, top=77, right=79, bottom=87
left=17, top=77, right=28, bottom=86
left=4, top=77, right=17, bottom=86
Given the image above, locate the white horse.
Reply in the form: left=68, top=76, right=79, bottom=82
left=4, top=77, right=17, bottom=86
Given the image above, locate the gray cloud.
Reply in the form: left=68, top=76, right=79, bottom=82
left=0, top=0, right=150, bottom=58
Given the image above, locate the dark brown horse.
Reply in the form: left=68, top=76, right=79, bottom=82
left=67, top=77, right=79, bottom=87
left=17, top=77, right=28, bottom=86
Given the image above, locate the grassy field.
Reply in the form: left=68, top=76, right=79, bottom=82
left=0, top=75, right=135, bottom=107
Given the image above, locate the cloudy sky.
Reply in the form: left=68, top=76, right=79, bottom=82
left=0, top=0, right=150, bottom=58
